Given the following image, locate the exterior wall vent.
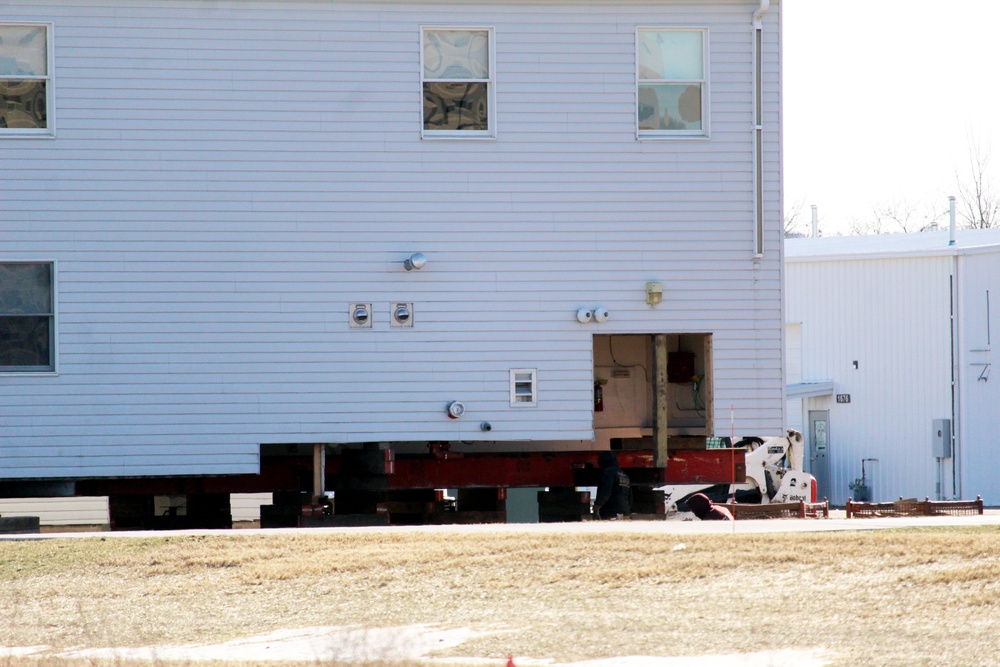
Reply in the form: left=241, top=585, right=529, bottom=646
left=510, top=369, right=537, bottom=407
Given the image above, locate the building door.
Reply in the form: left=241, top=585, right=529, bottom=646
left=808, top=410, right=831, bottom=501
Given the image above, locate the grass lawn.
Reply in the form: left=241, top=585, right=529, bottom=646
left=2, top=525, right=1000, bottom=666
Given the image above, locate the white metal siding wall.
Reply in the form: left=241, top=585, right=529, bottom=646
left=1, top=0, right=784, bottom=480
left=784, top=322, right=803, bottom=432
left=956, top=252, right=1000, bottom=503
left=786, top=256, right=954, bottom=505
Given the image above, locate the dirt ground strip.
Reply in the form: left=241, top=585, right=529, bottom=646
left=2, top=627, right=833, bottom=666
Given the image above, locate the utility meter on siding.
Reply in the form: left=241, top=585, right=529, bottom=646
left=350, top=303, right=373, bottom=328
left=391, top=302, right=414, bottom=327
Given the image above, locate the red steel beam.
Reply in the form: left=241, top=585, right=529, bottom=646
left=72, top=449, right=745, bottom=496
left=383, top=449, right=745, bottom=489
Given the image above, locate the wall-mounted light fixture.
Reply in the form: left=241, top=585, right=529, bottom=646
left=646, top=282, right=663, bottom=306
left=446, top=401, right=465, bottom=419
left=594, top=307, right=610, bottom=323
left=576, top=308, right=594, bottom=323
left=403, top=252, right=427, bottom=271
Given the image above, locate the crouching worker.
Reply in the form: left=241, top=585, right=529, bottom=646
left=592, top=452, right=632, bottom=520
left=686, top=493, right=733, bottom=521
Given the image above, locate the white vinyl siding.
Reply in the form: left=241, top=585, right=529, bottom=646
left=0, top=496, right=108, bottom=526
left=0, top=492, right=270, bottom=526
left=0, top=0, right=784, bottom=480
left=0, top=22, right=53, bottom=136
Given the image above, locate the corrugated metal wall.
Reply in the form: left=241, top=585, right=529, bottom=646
left=786, top=256, right=954, bottom=505
left=954, top=252, right=1000, bottom=503
left=1, top=0, right=785, bottom=481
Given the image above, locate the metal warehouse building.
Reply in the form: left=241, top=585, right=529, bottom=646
left=785, top=229, right=1000, bottom=506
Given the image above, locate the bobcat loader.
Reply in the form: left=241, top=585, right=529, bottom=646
left=658, top=429, right=817, bottom=517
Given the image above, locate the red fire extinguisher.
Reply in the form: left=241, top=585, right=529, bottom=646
left=594, top=382, right=604, bottom=412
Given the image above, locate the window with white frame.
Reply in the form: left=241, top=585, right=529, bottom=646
left=0, top=262, right=55, bottom=372
left=422, top=28, right=493, bottom=137
left=509, top=369, right=537, bottom=407
left=637, top=28, right=707, bottom=136
left=0, top=23, right=53, bottom=134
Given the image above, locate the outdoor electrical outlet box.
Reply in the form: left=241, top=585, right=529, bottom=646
left=667, top=351, right=695, bottom=384
left=932, top=419, right=952, bottom=458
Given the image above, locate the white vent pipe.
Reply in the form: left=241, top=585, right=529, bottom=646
left=949, top=196, right=956, bottom=246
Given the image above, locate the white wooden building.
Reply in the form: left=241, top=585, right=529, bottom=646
left=0, top=493, right=270, bottom=527
left=1, top=0, right=785, bottom=496
left=785, top=229, right=1000, bottom=506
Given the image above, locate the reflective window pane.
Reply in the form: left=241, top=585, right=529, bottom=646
left=0, top=263, right=52, bottom=314
left=424, top=30, right=489, bottom=80
left=423, top=82, right=488, bottom=131
left=0, top=315, right=51, bottom=369
left=0, top=25, right=47, bottom=76
left=0, top=79, right=46, bottom=129
left=639, top=30, right=703, bottom=80
left=638, top=84, right=702, bottom=131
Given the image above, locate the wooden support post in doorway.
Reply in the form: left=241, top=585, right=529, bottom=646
left=313, top=443, right=326, bottom=504
left=653, top=334, right=669, bottom=469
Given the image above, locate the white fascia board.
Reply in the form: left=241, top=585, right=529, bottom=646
left=785, top=380, right=834, bottom=399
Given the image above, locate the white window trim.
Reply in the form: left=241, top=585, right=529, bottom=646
left=0, top=259, right=58, bottom=375
left=0, top=21, right=55, bottom=138
left=635, top=26, right=709, bottom=141
left=509, top=368, right=537, bottom=407
left=420, top=26, right=496, bottom=140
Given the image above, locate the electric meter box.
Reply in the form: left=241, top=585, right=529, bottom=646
left=932, top=419, right=952, bottom=458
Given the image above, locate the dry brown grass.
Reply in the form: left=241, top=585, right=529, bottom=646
left=2, top=526, right=1000, bottom=666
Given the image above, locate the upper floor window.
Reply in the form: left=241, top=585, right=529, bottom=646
left=0, top=262, right=55, bottom=372
left=637, top=28, right=707, bottom=138
left=422, top=27, right=494, bottom=138
left=0, top=23, right=53, bottom=135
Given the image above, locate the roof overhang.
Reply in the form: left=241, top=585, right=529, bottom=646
left=786, top=381, right=834, bottom=399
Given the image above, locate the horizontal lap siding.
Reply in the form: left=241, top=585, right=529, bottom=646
left=0, top=0, right=784, bottom=479
left=0, top=497, right=109, bottom=526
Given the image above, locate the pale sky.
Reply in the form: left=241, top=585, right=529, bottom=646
left=782, top=1, right=1000, bottom=236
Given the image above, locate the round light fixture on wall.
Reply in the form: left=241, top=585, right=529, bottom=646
left=404, top=252, right=427, bottom=271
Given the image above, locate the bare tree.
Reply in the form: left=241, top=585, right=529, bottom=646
left=783, top=198, right=809, bottom=238
left=847, top=199, right=945, bottom=236
left=956, top=142, right=999, bottom=229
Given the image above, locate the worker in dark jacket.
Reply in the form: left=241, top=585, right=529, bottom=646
left=686, top=492, right=733, bottom=521
left=592, top=451, right=631, bottom=520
